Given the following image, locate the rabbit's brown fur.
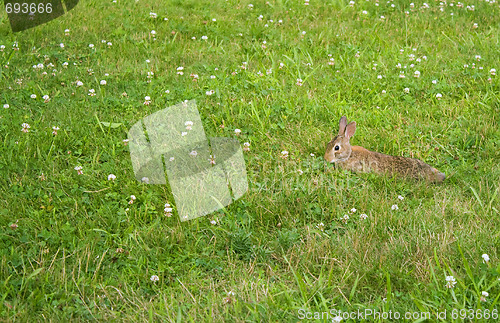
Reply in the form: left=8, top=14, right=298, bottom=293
left=324, top=116, right=445, bottom=183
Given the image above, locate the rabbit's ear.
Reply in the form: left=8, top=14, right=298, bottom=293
left=345, top=122, right=356, bottom=139
left=338, top=116, right=348, bottom=135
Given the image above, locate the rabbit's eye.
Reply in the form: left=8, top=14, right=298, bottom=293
left=334, top=145, right=340, bottom=151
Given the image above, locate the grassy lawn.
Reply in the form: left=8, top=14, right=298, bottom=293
left=0, top=0, right=499, bottom=321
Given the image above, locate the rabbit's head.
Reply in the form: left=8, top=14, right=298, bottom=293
left=324, top=116, right=356, bottom=163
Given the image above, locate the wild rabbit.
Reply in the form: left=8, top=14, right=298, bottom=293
left=324, top=116, right=445, bottom=183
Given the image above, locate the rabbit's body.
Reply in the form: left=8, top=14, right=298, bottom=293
left=325, top=117, right=445, bottom=183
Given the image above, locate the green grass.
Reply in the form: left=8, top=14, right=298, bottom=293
left=0, top=0, right=499, bottom=321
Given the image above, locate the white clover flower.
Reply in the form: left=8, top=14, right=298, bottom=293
left=317, top=222, right=325, bottom=231
left=206, top=90, right=215, bottom=95
left=243, top=142, right=250, bottom=151
left=432, top=80, right=437, bottom=84
left=3, top=104, right=9, bottom=109
left=107, top=42, right=112, bottom=46
left=234, top=128, right=242, bottom=135
left=201, top=35, right=208, bottom=40
left=350, top=208, right=357, bottom=213
left=398, top=195, right=404, bottom=200
left=482, top=254, right=490, bottom=263
left=74, top=166, right=83, bottom=175
left=281, top=150, right=289, bottom=159
left=377, top=75, right=383, bottom=79
left=88, top=89, right=96, bottom=96
left=404, top=88, right=410, bottom=94
left=108, top=174, right=116, bottom=181
left=59, top=43, right=65, bottom=48
left=164, top=203, right=173, bottom=217
left=52, top=126, right=60, bottom=135
left=21, top=123, right=31, bottom=133
left=169, top=157, right=175, bottom=161
left=482, top=291, right=489, bottom=297
left=445, top=275, right=456, bottom=288
left=89, top=44, right=94, bottom=48
left=150, top=30, right=156, bottom=36
left=76, top=81, right=83, bottom=87
left=181, top=132, right=188, bottom=136
left=189, top=150, right=198, bottom=157
left=150, top=275, right=159, bottom=282
left=362, top=10, right=368, bottom=14
left=490, top=68, right=496, bottom=76
left=391, top=204, right=399, bottom=210
left=296, top=78, right=303, bottom=86
left=436, top=93, right=442, bottom=99
left=150, top=12, right=157, bottom=18
left=414, top=71, right=420, bottom=78
left=122, top=139, right=129, bottom=145
left=360, top=213, right=368, bottom=220
left=100, top=80, right=107, bottom=85
left=210, top=220, right=217, bottom=225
